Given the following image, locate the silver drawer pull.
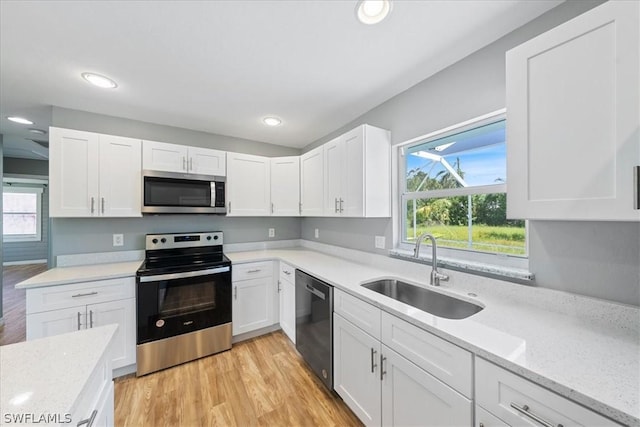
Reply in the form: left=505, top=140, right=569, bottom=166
left=77, top=312, right=82, bottom=330
left=247, top=269, right=261, bottom=273
left=370, top=348, right=377, bottom=373
left=283, top=270, right=291, bottom=275
left=89, top=310, right=94, bottom=328
left=72, top=291, right=98, bottom=298
left=380, top=354, right=386, bottom=380
left=77, top=409, right=97, bottom=427
left=510, top=403, right=563, bottom=427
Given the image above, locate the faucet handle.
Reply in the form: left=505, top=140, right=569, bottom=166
left=431, top=270, right=449, bottom=286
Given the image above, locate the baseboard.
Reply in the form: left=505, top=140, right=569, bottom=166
left=3, top=259, right=47, bottom=266
left=232, top=323, right=281, bottom=344
left=113, top=364, right=137, bottom=379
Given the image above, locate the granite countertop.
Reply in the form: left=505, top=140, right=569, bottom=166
left=227, top=248, right=640, bottom=426
left=14, top=261, right=142, bottom=289
left=0, top=325, right=117, bottom=423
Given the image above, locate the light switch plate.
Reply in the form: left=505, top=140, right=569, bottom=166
left=375, top=235, right=385, bottom=249
left=314, top=228, right=319, bottom=239
left=268, top=228, right=275, bottom=238
left=113, top=234, right=124, bottom=247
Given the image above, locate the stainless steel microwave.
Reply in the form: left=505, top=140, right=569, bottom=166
left=142, top=170, right=226, bottom=214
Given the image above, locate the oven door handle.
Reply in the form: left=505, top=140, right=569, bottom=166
left=138, top=266, right=230, bottom=283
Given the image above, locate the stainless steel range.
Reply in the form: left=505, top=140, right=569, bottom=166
left=135, top=231, right=232, bottom=376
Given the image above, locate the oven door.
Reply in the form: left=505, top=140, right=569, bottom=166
left=136, top=266, right=231, bottom=344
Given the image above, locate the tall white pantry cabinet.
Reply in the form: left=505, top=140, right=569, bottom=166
left=506, top=0, right=640, bottom=221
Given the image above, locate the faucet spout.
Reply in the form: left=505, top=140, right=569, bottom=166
left=413, top=233, right=449, bottom=286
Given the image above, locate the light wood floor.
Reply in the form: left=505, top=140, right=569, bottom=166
left=0, top=263, right=48, bottom=346
left=115, top=331, right=363, bottom=427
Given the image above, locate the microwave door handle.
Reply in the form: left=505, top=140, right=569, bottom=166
left=211, top=182, right=216, bottom=207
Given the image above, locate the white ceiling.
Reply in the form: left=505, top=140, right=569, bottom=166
left=0, top=0, right=562, bottom=160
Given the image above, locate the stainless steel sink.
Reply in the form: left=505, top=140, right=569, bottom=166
left=361, top=279, right=483, bottom=320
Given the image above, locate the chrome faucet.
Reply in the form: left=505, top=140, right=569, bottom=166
left=413, top=233, right=449, bottom=286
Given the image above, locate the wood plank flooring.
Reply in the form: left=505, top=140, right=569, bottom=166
left=115, top=331, right=363, bottom=427
left=0, top=263, right=48, bottom=346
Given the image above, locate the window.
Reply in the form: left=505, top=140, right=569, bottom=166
left=400, top=111, right=526, bottom=257
left=3, top=186, right=43, bottom=242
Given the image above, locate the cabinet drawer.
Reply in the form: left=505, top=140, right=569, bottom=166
left=232, top=261, right=273, bottom=281
left=381, top=311, right=472, bottom=398
left=476, top=405, right=508, bottom=427
left=476, top=358, right=619, bottom=426
left=279, top=262, right=295, bottom=283
left=26, top=277, right=135, bottom=314
left=334, top=288, right=380, bottom=340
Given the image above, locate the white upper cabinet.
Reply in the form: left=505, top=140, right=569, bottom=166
left=506, top=0, right=640, bottom=221
left=50, top=127, right=141, bottom=218
left=323, top=124, right=391, bottom=217
left=227, top=152, right=271, bottom=216
left=300, top=146, right=324, bottom=216
left=270, top=156, right=300, bottom=216
left=142, top=140, right=226, bottom=176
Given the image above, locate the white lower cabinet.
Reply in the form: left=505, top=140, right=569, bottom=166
left=278, top=262, right=296, bottom=343
left=476, top=357, right=619, bottom=426
left=476, top=405, right=508, bottom=427
left=71, top=349, right=114, bottom=427
left=333, top=289, right=471, bottom=427
left=25, top=277, right=136, bottom=372
left=232, top=261, right=276, bottom=336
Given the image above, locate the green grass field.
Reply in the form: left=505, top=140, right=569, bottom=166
left=406, top=224, right=526, bottom=255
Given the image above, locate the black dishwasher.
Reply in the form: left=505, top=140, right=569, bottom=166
left=295, top=269, right=333, bottom=390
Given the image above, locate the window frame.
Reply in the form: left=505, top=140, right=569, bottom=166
left=3, top=185, right=43, bottom=243
left=395, top=109, right=529, bottom=268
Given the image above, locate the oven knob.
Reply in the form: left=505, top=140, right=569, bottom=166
left=213, top=235, right=219, bottom=240
left=161, top=238, right=167, bottom=243
left=152, top=238, right=158, bottom=244
left=206, top=235, right=212, bottom=241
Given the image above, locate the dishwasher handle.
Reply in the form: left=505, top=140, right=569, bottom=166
left=304, top=284, right=326, bottom=300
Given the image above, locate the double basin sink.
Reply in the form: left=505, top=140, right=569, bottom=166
left=362, top=278, right=483, bottom=320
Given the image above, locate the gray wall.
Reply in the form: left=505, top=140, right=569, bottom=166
left=302, top=0, right=640, bottom=306
left=4, top=157, right=49, bottom=176
left=49, top=109, right=302, bottom=265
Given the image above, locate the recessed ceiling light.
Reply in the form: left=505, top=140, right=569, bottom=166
left=7, top=116, right=34, bottom=125
left=356, top=0, right=392, bottom=25
left=81, top=72, right=118, bottom=89
left=28, top=128, right=47, bottom=135
left=263, top=117, right=282, bottom=127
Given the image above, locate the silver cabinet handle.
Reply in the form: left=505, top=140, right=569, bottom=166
left=380, top=354, right=387, bottom=380
left=90, top=197, right=95, bottom=214
left=283, top=270, right=292, bottom=276
left=182, top=156, right=187, bottom=171
left=72, top=291, right=98, bottom=298
left=77, top=312, right=83, bottom=330
left=634, top=166, right=639, bottom=210
left=510, top=403, right=563, bottom=427
left=339, top=198, right=344, bottom=213
left=77, top=409, right=97, bottom=427
left=271, top=202, right=274, bottom=214
left=234, top=286, right=238, bottom=300
left=101, top=197, right=105, bottom=214
left=247, top=269, right=261, bottom=273
left=228, top=202, right=231, bottom=213
left=479, top=424, right=484, bottom=427
left=277, top=280, right=281, bottom=292
left=370, top=348, right=377, bottom=373
left=89, top=310, right=94, bottom=328
left=189, top=157, right=193, bottom=171
left=299, top=202, right=302, bottom=215
left=334, top=198, right=339, bottom=213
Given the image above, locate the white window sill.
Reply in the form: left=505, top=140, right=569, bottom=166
left=389, top=248, right=534, bottom=282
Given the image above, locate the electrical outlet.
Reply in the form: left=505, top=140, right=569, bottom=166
left=314, top=228, right=319, bottom=239
left=268, top=228, right=275, bottom=238
left=113, top=234, right=124, bottom=247
left=375, top=235, right=386, bottom=249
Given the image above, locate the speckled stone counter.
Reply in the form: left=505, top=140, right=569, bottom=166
left=227, top=245, right=640, bottom=426
left=0, top=325, right=117, bottom=425
left=14, top=261, right=141, bottom=290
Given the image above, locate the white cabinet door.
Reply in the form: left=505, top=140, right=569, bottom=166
left=188, top=146, right=226, bottom=176
left=88, top=298, right=136, bottom=370
left=343, top=127, right=365, bottom=217
left=26, top=306, right=84, bottom=340
left=333, top=313, right=381, bottom=427
left=271, top=156, right=300, bottom=216
left=300, top=146, right=324, bottom=216
left=232, top=277, right=274, bottom=335
left=142, top=140, right=188, bottom=173
left=278, top=277, right=296, bottom=343
left=381, top=345, right=472, bottom=427
left=324, top=136, right=345, bottom=216
left=98, top=135, right=142, bottom=217
left=49, top=127, right=100, bottom=217
left=506, top=0, right=640, bottom=221
left=93, top=381, right=115, bottom=427
left=227, top=152, right=271, bottom=216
